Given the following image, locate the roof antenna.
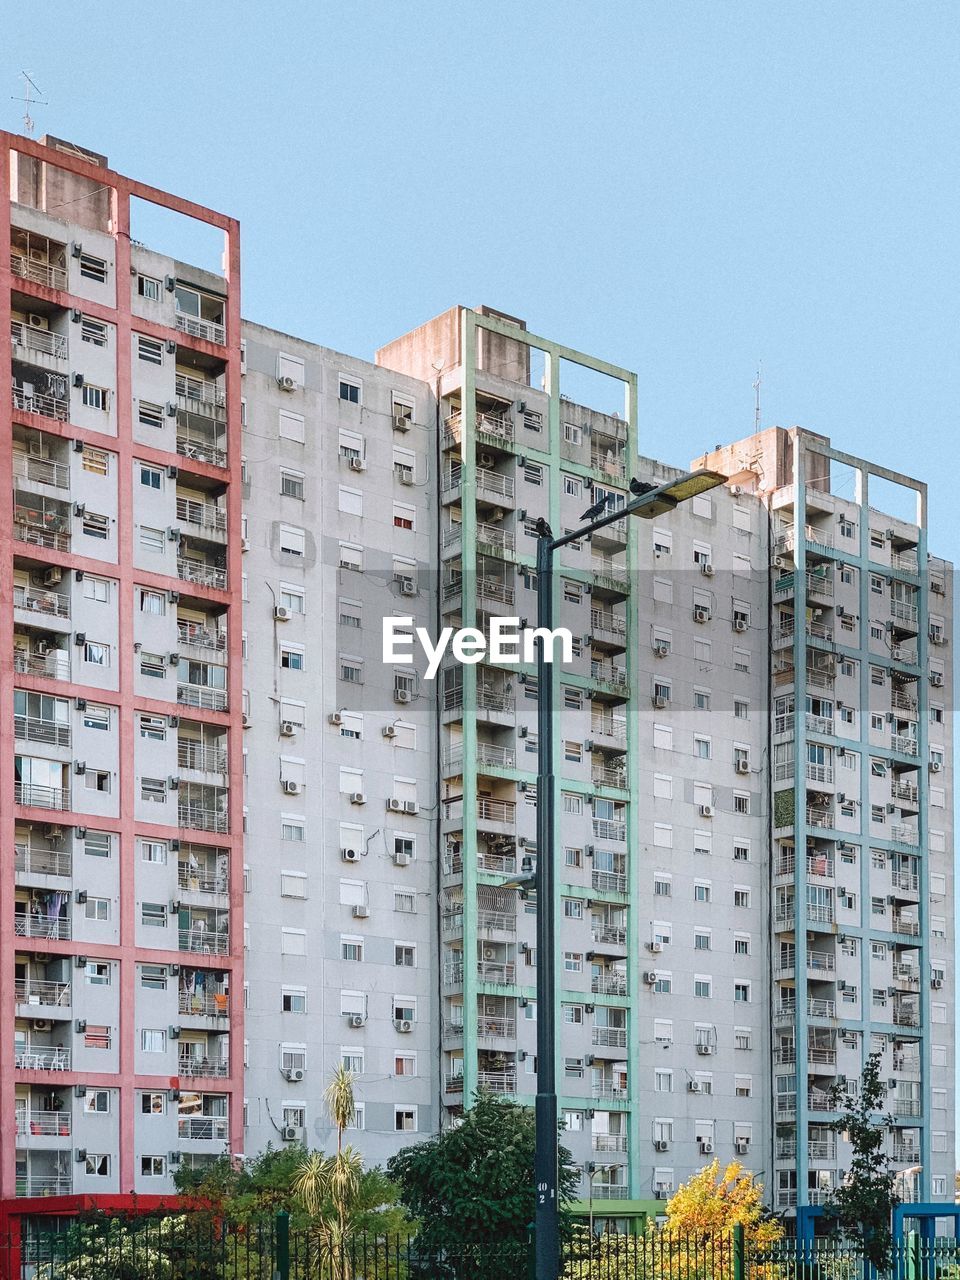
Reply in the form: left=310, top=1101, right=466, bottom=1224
left=752, top=363, right=762, bottom=432
left=12, top=72, right=46, bottom=136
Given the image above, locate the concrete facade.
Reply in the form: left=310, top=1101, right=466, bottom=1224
left=0, top=134, right=953, bottom=1219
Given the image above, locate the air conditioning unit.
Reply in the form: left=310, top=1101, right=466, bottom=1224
left=655, top=1188, right=670, bottom=1200
left=932, top=978, right=943, bottom=989
left=394, top=689, right=412, bottom=704
left=274, top=606, right=291, bottom=622
left=699, top=804, right=715, bottom=818
left=279, top=721, right=296, bottom=737
left=647, top=941, right=663, bottom=954
left=387, top=797, right=404, bottom=811
left=44, top=825, right=64, bottom=839
left=349, top=457, right=367, bottom=472
left=735, top=760, right=750, bottom=774
left=653, top=642, right=669, bottom=658
left=352, top=904, right=369, bottom=919
left=394, top=852, right=410, bottom=867
left=242, top=713, right=251, bottom=727
left=891, top=646, right=904, bottom=661
left=27, top=312, right=48, bottom=329
left=348, top=1014, right=366, bottom=1028
left=930, top=761, right=943, bottom=772
left=478, top=451, right=496, bottom=468
left=930, top=672, right=944, bottom=687
left=394, top=1019, right=413, bottom=1033
left=734, top=619, right=748, bottom=632
left=735, top=1140, right=750, bottom=1154
left=32, top=1019, right=52, bottom=1032
left=393, top=413, right=411, bottom=432
left=687, top=1081, right=702, bottom=1094
left=283, top=1067, right=305, bottom=1082
left=282, top=780, right=302, bottom=795
left=404, top=800, right=419, bottom=814
left=328, top=712, right=343, bottom=726
left=694, top=607, right=710, bottom=623
left=772, top=556, right=785, bottom=569
left=700, top=1141, right=714, bottom=1154
left=643, top=971, right=659, bottom=985
left=382, top=724, right=398, bottom=740
left=281, top=1126, right=299, bottom=1142
left=42, top=567, right=62, bottom=586
left=341, top=848, right=360, bottom=863
left=696, top=1044, right=714, bottom=1056
left=398, top=471, right=414, bottom=486
left=277, top=375, right=297, bottom=392
left=654, top=1140, right=669, bottom=1152
left=653, top=695, right=668, bottom=709
left=700, top=563, right=715, bottom=577
left=931, top=579, right=945, bottom=594
left=399, top=579, right=417, bottom=596
left=349, top=792, right=366, bottom=806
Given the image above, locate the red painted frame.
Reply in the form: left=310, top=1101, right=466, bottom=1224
left=0, top=132, right=244, bottom=1203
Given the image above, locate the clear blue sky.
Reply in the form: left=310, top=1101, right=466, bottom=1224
left=8, top=0, right=959, bottom=558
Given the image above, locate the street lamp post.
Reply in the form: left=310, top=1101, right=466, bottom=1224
left=532, top=469, right=725, bottom=1280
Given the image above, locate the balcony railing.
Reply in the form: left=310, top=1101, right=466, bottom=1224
left=476, top=961, right=515, bottom=985
left=592, top=924, right=627, bottom=947
left=475, top=469, right=514, bottom=500
left=15, top=1046, right=71, bottom=1070
left=178, top=741, right=228, bottom=774
left=178, top=929, right=229, bottom=955
left=15, top=980, right=70, bottom=1009
left=15, top=843, right=71, bottom=878
left=890, top=824, right=919, bottom=847
left=592, top=819, right=626, bottom=842
left=12, top=386, right=68, bottom=422
left=590, top=719, right=627, bottom=746
left=178, top=558, right=227, bottom=590
left=178, top=865, right=228, bottom=896
left=591, top=972, right=627, bottom=997
left=178, top=804, right=228, bottom=834
left=592, top=1133, right=628, bottom=1152
left=175, top=374, right=226, bottom=410
left=591, top=869, right=627, bottom=894
left=17, top=1109, right=72, bottom=1137
left=477, top=1016, right=515, bottom=1039
left=892, top=913, right=920, bottom=937
left=13, top=585, right=69, bottom=618
left=178, top=1056, right=230, bottom=1078
left=13, top=509, right=69, bottom=551
left=11, top=251, right=67, bottom=290
left=177, top=623, right=227, bottom=654
left=13, top=651, right=70, bottom=681
left=11, top=322, right=67, bottom=361
left=592, top=1080, right=628, bottom=1100
left=476, top=1070, right=516, bottom=1093
left=590, top=661, right=628, bottom=688
left=590, top=449, right=626, bottom=479
left=12, top=452, right=70, bottom=489
left=175, top=311, right=225, bottom=345
left=176, top=434, right=227, bottom=469
left=14, top=715, right=70, bottom=748
left=14, top=783, right=69, bottom=812
left=15, top=914, right=70, bottom=940
left=478, top=850, right=517, bottom=876
left=177, top=683, right=228, bottom=712
left=15, top=1174, right=72, bottom=1197
left=891, top=599, right=919, bottom=626
left=477, top=797, right=516, bottom=824
left=476, top=523, right=515, bottom=552
left=592, top=764, right=628, bottom=789
left=176, top=497, right=226, bottom=533
left=590, top=608, right=627, bottom=639
left=891, top=735, right=918, bottom=757
left=178, top=1116, right=229, bottom=1140
left=592, top=1026, right=628, bottom=1049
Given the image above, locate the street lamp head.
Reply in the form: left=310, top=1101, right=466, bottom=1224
left=626, top=468, right=727, bottom=520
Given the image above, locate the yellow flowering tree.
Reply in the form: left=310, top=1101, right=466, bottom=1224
left=664, top=1158, right=783, bottom=1253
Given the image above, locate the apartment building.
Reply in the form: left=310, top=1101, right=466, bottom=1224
left=2, top=133, right=244, bottom=1200
left=1, top=132, right=953, bottom=1222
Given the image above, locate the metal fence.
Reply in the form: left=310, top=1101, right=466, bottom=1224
left=3, top=1215, right=959, bottom=1280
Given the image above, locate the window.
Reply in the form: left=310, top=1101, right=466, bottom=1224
left=140, top=840, right=167, bottom=864
left=339, top=542, right=363, bottom=571
left=734, top=887, right=751, bottom=908
left=280, top=645, right=304, bottom=671
left=339, top=378, right=361, bottom=404
left=694, top=882, right=712, bottom=903
left=735, top=1076, right=753, bottom=1098
left=653, top=876, right=672, bottom=898
left=694, top=930, right=712, bottom=951
left=79, top=253, right=107, bottom=282
left=281, top=470, right=305, bottom=500
left=734, top=842, right=750, bottom=862
left=522, top=461, right=544, bottom=486
left=279, top=525, right=305, bottom=557
left=82, top=575, right=110, bottom=603
left=277, top=353, right=305, bottom=387
left=139, top=464, right=163, bottom=491
left=734, top=792, right=750, bottom=815
left=279, top=410, right=305, bottom=442
left=84, top=1022, right=111, bottom=1049
left=141, top=777, right=166, bottom=804
left=280, top=584, right=305, bottom=613
left=653, top=529, right=672, bottom=556
left=734, top=935, right=751, bottom=956
left=393, top=502, right=415, bottom=531
left=394, top=889, right=416, bottom=913
left=339, top=486, right=363, bottom=517
left=81, top=316, right=108, bottom=346
left=282, top=818, right=305, bottom=843
left=81, top=512, right=109, bottom=540
left=653, top=973, right=672, bottom=994
left=694, top=976, right=712, bottom=998
left=140, top=652, right=165, bottom=679
left=281, top=929, right=307, bottom=956
left=655, top=1069, right=674, bottom=1093
left=141, top=1028, right=166, bottom=1053
left=85, top=1154, right=110, bottom=1177
left=734, top=982, right=751, bottom=1003
left=80, top=384, right=108, bottom=412
left=281, top=872, right=307, bottom=899
left=140, top=965, right=167, bottom=990
left=693, top=689, right=711, bottom=711
left=138, top=400, right=163, bottom=428
left=85, top=961, right=111, bottom=985
left=85, top=769, right=110, bottom=793
left=341, top=936, right=364, bottom=963
left=140, top=1092, right=166, bottom=1116
left=83, top=704, right=110, bottom=731
left=694, top=736, right=712, bottom=759
left=139, top=526, right=164, bottom=554
left=139, top=589, right=165, bottom=616
left=138, top=335, right=163, bottom=365
left=141, top=902, right=167, bottom=928
left=394, top=1107, right=417, bottom=1133
left=395, top=944, right=416, bottom=968
left=734, top=1027, right=753, bottom=1050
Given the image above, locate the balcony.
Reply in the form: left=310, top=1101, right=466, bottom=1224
left=15, top=1046, right=71, bottom=1071
left=592, top=1026, right=628, bottom=1050
left=590, top=447, right=626, bottom=480
left=14, top=715, right=70, bottom=749
left=14, top=783, right=69, bottom=812
left=476, top=960, right=516, bottom=986
left=891, top=780, right=919, bottom=806
left=444, top=1073, right=465, bottom=1093
left=16, top=1110, right=72, bottom=1139
left=891, top=734, right=918, bottom=757
left=178, top=859, right=228, bottom=897
left=177, top=496, right=226, bottom=535
left=476, top=1070, right=516, bottom=1094
left=15, top=980, right=71, bottom=1011
left=475, top=469, right=515, bottom=503
left=12, top=384, right=68, bottom=423
left=478, top=848, right=517, bottom=876
left=178, top=1116, right=229, bottom=1140
left=177, top=683, right=228, bottom=712
left=15, top=912, right=70, bottom=940
left=178, top=799, right=228, bottom=834
left=892, top=912, right=920, bottom=937
left=890, top=824, right=919, bottom=848
left=476, top=1016, right=515, bottom=1039
left=590, top=608, right=627, bottom=645
left=11, top=322, right=67, bottom=363
left=13, top=501, right=69, bottom=552
left=443, top=796, right=516, bottom=828
left=893, top=1143, right=921, bottom=1164
left=177, top=432, right=227, bottom=469
left=175, top=310, right=225, bottom=346
left=12, top=452, right=69, bottom=489
left=442, top=960, right=465, bottom=987
left=15, top=843, right=71, bottom=878
left=476, top=577, right=515, bottom=608
left=591, top=869, right=627, bottom=895
left=591, top=1079, right=628, bottom=1101
left=476, top=522, right=515, bottom=554
left=13, top=584, right=69, bottom=620
left=805, top=806, right=833, bottom=830
left=590, top=717, right=627, bottom=749
left=590, top=659, right=629, bottom=690
left=591, top=972, right=627, bottom=997
left=178, top=928, right=229, bottom=955
left=10, top=235, right=67, bottom=290
left=591, top=556, right=629, bottom=593
left=178, top=1055, right=230, bottom=1079
left=591, top=922, right=627, bottom=949
left=592, top=763, right=628, bottom=790
left=592, top=818, right=626, bottom=842
left=592, top=1133, right=628, bottom=1153
left=177, top=557, right=227, bottom=591
left=178, top=740, right=227, bottom=774
left=177, top=622, right=227, bottom=658
left=13, top=649, right=70, bottom=681
left=15, top=1173, right=72, bottom=1197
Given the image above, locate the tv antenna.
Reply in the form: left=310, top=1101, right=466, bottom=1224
left=12, top=72, right=46, bottom=136
left=752, top=363, right=762, bottom=432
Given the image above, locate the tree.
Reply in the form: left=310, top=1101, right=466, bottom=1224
left=824, top=1051, right=899, bottom=1269
left=386, top=1091, right=578, bottom=1255
left=665, top=1159, right=782, bottom=1252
